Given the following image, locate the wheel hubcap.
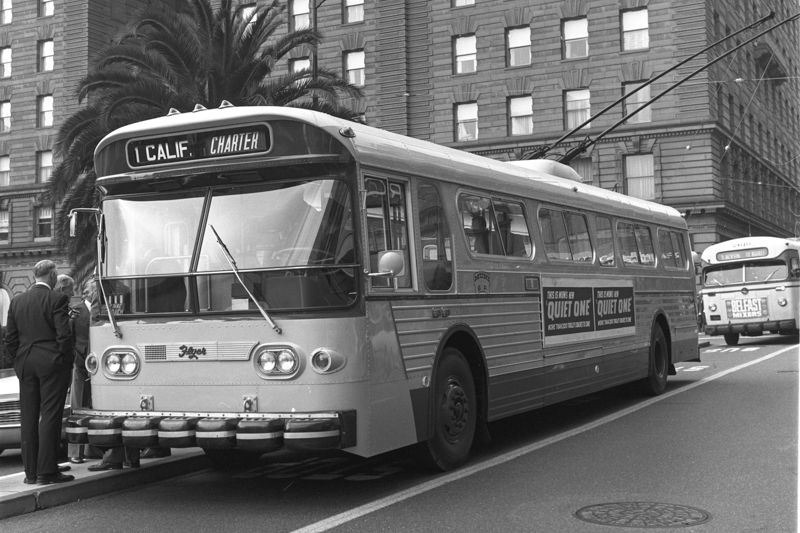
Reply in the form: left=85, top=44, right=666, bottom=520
left=440, top=379, right=469, bottom=442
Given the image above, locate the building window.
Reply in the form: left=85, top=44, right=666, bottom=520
left=38, top=95, right=53, bottom=127
left=0, top=101, right=9, bottom=132
left=622, top=9, right=649, bottom=50
left=1, top=47, right=10, bottom=77
left=345, top=50, right=365, bottom=86
left=570, top=157, right=593, bottom=183
left=290, top=57, right=310, bottom=73
left=507, top=27, right=531, bottom=67
left=455, top=102, right=478, bottom=141
left=40, top=0, right=53, bottom=17
left=291, top=0, right=309, bottom=30
left=36, top=206, right=53, bottom=240
left=0, top=155, right=8, bottom=186
left=344, top=0, right=364, bottom=23
left=454, top=0, right=475, bottom=5
left=39, top=40, right=54, bottom=72
left=0, top=209, right=8, bottom=242
left=625, top=153, right=655, bottom=200
left=564, top=89, right=590, bottom=129
left=1, top=0, right=11, bottom=24
left=509, top=96, right=533, bottom=136
left=38, top=150, right=52, bottom=182
left=563, top=18, right=588, bottom=59
left=623, top=82, right=651, bottom=123
left=454, top=35, right=476, bottom=74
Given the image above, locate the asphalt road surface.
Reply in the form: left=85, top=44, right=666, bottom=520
left=2, top=334, right=797, bottom=533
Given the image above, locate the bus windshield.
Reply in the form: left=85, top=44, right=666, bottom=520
left=101, top=178, right=357, bottom=314
left=704, top=260, right=789, bottom=286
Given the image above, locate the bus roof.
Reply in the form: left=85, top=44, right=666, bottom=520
left=94, top=105, right=686, bottom=227
left=701, top=236, right=800, bottom=265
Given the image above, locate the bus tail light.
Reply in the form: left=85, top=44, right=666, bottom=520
left=311, top=349, right=346, bottom=374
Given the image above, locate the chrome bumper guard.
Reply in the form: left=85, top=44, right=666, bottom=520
left=705, top=319, right=797, bottom=336
left=67, top=410, right=356, bottom=452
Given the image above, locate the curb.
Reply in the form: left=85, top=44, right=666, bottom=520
left=0, top=452, right=208, bottom=521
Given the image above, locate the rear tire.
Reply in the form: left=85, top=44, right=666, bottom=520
left=637, top=326, right=668, bottom=396
left=420, top=347, right=476, bottom=471
left=723, top=333, right=740, bottom=346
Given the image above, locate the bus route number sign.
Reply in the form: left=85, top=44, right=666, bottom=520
left=716, top=247, right=768, bottom=261
left=127, top=126, right=270, bottom=168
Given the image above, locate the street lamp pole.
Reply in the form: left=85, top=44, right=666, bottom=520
left=310, top=0, right=327, bottom=108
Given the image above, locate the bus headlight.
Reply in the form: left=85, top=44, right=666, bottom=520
left=708, top=304, right=717, bottom=312
left=277, top=350, right=297, bottom=373
left=103, top=350, right=140, bottom=379
left=311, top=349, right=346, bottom=374
left=86, top=353, right=98, bottom=375
left=106, top=353, right=121, bottom=374
left=253, top=345, right=302, bottom=379
left=778, top=298, right=787, bottom=306
left=121, top=353, right=139, bottom=375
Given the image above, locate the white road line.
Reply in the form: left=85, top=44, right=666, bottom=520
left=292, top=344, right=799, bottom=533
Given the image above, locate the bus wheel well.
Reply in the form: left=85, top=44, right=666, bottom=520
left=442, top=331, right=488, bottom=430
left=654, top=314, right=674, bottom=374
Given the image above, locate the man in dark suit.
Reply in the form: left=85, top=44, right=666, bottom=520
left=4, top=260, right=75, bottom=485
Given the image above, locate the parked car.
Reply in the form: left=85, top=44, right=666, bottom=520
left=0, top=368, right=70, bottom=456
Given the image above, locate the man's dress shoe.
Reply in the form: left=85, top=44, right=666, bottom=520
left=36, top=473, right=75, bottom=485
left=88, top=461, right=123, bottom=472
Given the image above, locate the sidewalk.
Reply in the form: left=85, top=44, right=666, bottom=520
left=0, top=449, right=208, bottom=520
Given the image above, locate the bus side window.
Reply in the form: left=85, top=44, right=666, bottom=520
left=618, top=222, right=640, bottom=264
left=492, top=199, right=531, bottom=258
left=418, top=182, right=453, bottom=291
left=538, top=208, right=571, bottom=261
left=634, top=225, right=655, bottom=266
left=365, top=177, right=412, bottom=289
left=459, top=194, right=504, bottom=256
left=564, top=212, right=592, bottom=261
left=596, top=216, right=615, bottom=266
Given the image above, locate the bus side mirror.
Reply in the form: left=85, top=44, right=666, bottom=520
left=69, top=213, right=77, bottom=237
left=369, top=250, right=405, bottom=278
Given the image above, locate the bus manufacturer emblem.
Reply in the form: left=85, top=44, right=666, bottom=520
left=178, top=345, right=207, bottom=359
left=473, top=272, right=490, bottom=294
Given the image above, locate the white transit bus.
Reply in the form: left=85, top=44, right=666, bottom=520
left=67, top=105, right=699, bottom=470
left=700, top=236, right=800, bottom=346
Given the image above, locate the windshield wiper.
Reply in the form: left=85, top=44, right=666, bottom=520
left=763, top=267, right=782, bottom=282
left=208, top=224, right=282, bottom=334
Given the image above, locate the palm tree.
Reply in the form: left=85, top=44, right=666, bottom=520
left=48, top=0, right=363, bottom=282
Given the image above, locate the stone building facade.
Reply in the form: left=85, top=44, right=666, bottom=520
left=1, top=0, right=799, bottom=314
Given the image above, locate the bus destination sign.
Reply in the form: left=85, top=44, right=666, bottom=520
left=127, top=126, right=270, bottom=168
left=716, top=247, right=768, bottom=262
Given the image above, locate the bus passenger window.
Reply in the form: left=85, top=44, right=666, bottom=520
left=418, top=182, right=453, bottom=291
left=634, top=225, right=655, bottom=265
left=596, top=216, right=615, bottom=266
left=493, top=199, right=531, bottom=257
left=565, top=212, right=592, bottom=261
left=658, top=229, right=686, bottom=268
left=538, top=208, right=571, bottom=260
left=459, top=194, right=503, bottom=256
left=618, top=222, right=640, bottom=264
left=365, top=177, right=412, bottom=289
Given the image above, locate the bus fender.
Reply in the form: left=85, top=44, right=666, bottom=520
left=411, top=324, right=489, bottom=443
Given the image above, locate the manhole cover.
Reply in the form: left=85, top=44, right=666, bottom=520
left=575, top=502, right=711, bottom=528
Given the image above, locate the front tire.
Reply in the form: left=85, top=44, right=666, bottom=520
left=723, top=333, right=740, bottom=346
left=637, top=326, right=669, bottom=396
left=420, top=347, right=476, bottom=471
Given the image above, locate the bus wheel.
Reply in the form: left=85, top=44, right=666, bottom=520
left=637, top=326, right=668, bottom=396
left=204, top=449, right=263, bottom=469
left=422, top=347, right=476, bottom=471
left=723, top=333, right=739, bottom=346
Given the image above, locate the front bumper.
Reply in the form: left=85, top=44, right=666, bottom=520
left=704, top=319, right=798, bottom=336
left=67, top=410, right=356, bottom=453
